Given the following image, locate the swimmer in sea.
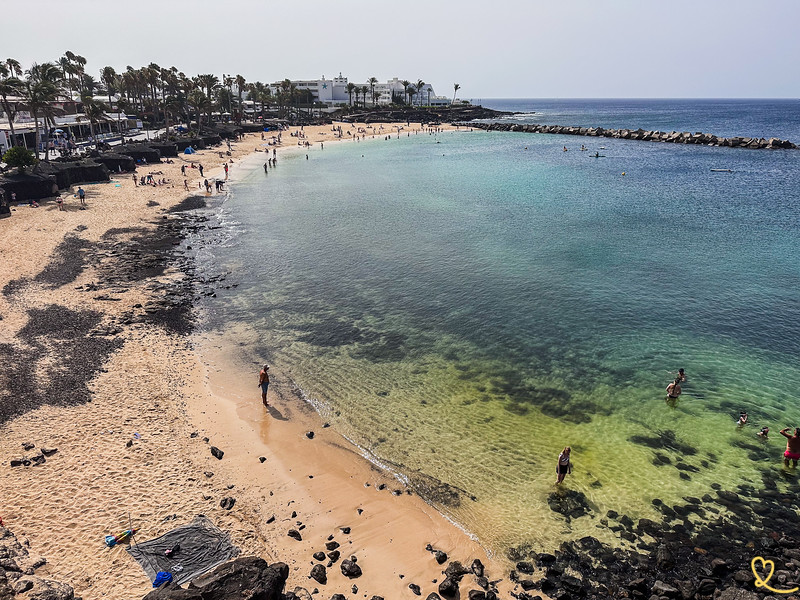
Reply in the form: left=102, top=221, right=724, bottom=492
left=758, top=426, right=769, bottom=439
left=737, top=411, right=748, bottom=427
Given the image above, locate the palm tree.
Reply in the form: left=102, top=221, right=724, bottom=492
left=346, top=82, right=356, bottom=107
left=80, top=93, right=109, bottom=148
left=416, top=80, right=425, bottom=106
left=250, top=81, right=269, bottom=121
left=401, top=80, right=411, bottom=104
left=0, top=60, right=23, bottom=147
left=452, top=83, right=460, bottom=106
left=187, top=89, right=212, bottom=130
left=195, top=74, right=220, bottom=101
left=100, top=66, right=116, bottom=105
left=235, top=74, right=246, bottom=121
left=23, top=62, right=64, bottom=161
left=368, top=77, right=378, bottom=106
left=407, top=85, right=416, bottom=108
left=359, top=85, right=369, bottom=108
left=115, top=96, right=129, bottom=140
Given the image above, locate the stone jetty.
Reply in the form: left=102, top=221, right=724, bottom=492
left=461, top=121, right=797, bottom=149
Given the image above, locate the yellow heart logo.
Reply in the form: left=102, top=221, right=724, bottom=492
left=752, top=556, right=798, bottom=594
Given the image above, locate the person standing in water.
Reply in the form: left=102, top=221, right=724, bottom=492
left=780, top=428, right=800, bottom=467
left=666, top=378, right=682, bottom=400
left=556, top=447, right=572, bottom=484
left=258, top=364, right=270, bottom=408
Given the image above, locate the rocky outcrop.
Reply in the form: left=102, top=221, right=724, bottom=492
left=0, top=172, right=59, bottom=201
left=0, top=525, right=75, bottom=600
left=174, top=139, right=206, bottom=152
left=462, top=121, right=797, bottom=149
left=147, top=143, right=179, bottom=158
left=32, top=160, right=110, bottom=189
left=341, top=105, right=509, bottom=125
left=143, top=557, right=288, bottom=600
left=118, top=144, right=162, bottom=163
left=93, top=153, right=137, bottom=173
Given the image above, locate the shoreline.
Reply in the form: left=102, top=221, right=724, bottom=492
left=0, top=121, right=512, bottom=600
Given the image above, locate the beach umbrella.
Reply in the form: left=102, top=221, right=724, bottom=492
left=105, top=528, right=139, bottom=548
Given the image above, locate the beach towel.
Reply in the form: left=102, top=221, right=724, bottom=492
left=126, top=515, right=239, bottom=586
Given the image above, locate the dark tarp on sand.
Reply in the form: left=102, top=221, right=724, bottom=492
left=126, top=515, right=239, bottom=586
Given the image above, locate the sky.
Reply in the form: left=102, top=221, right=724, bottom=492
left=6, top=0, right=800, bottom=99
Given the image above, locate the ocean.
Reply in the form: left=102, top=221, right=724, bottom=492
left=193, top=99, right=800, bottom=558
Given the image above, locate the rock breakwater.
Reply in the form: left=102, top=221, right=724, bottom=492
left=463, top=121, right=797, bottom=150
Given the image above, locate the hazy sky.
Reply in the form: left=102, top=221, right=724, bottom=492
left=6, top=0, right=800, bottom=98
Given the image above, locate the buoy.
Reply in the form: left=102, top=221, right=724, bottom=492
left=621, top=172, right=626, bottom=176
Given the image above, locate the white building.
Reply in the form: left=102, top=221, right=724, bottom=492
left=266, top=74, right=450, bottom=107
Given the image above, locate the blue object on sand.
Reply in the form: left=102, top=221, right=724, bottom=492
left=184, top=147, right=195, bottom=154
left=153, top=572, right=173, bottom=588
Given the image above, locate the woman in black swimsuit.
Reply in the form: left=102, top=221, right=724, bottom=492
left=556, top=447, right=572, bottom=485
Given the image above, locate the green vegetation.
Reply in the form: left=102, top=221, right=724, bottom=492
left=2, top=146, right=36, bottom=173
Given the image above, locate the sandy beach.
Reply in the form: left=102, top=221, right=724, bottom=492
left=0, top=122, right=511, bottom=600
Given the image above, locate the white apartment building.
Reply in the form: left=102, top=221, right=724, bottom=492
left=266, top=74, right=451, bottom=107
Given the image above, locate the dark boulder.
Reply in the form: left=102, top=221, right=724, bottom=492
left=434, top=550, right=448, bottom=564
left=340, top=559, right=362, bottom=578
left=467, top=591, right=485, bottom=600
left=409, top=583, right=421, bottom=595
left=516, top=561, right=535, bottom=574
left=310, top=564, right=327, bottom=584
left=651, top=580, right=679, bottom=597
left=444, top=561, right=470, bottom=582
left=716, top=587, right=759, bottom=600
left=438, top=577, right=459, bottom=598
left=547, top=489, right=593, bottom=519
left=287, top=530, right=302, bottom=541
left=425, top=595, right=442, bottom=600
left=313, top=552, right=325, bottom=561
left=219, top=497, right=235, bottom=510
left=470, top=559, right=484, bottom=578
left=144, top=557, right=288, bottom=600
left=656, top=544, right=675, bottom=570
left=537, top=552, right=556, bottom=564
left=210, top=446, right=224, bottom=460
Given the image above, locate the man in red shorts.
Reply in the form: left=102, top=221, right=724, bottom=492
left=780, top=428, right=800, bottom=467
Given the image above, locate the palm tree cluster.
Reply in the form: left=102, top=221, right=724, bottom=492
left=0, top=51, right=275, bottom=159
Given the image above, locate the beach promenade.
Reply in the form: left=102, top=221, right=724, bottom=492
left=0, top=123, right=510, bottom=600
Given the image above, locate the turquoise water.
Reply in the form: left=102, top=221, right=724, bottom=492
left=197, top=117, right=800, bottom=556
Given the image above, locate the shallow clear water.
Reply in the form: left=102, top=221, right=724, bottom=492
left=197, top=104, right=800, bottom=556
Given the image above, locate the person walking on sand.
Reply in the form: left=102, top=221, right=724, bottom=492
left=780, top=428, right=800, bottom=467
left=198, top=163, right=204, bottom=177
left=78, top=186, right=86, bottom=207
left=666, top=378, right=681, bottom=400
left=556, top=447, right=572, bottom=484
left=258, top=364, right=270, bottom=408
